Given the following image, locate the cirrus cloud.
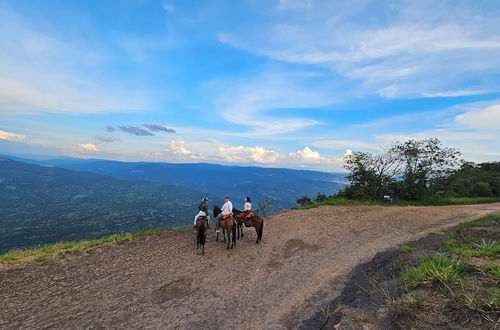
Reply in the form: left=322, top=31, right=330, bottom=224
left=0, top=129, right=25, bottom=141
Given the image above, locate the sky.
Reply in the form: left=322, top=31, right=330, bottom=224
left=0, top=0, right=499, bottom=172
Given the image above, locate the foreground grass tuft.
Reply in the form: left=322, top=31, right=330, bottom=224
left=402, top=254, right=469, bottom=286
left=0, top=228, right=166, bottom=266
left=402, top=245, right=414, bottom=253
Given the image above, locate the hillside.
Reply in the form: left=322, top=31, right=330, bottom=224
left=0, top=158, right=205, bottom=252
left=56, top=159, right=346, bottom=211
left=1, top=203, right=499, bottom=329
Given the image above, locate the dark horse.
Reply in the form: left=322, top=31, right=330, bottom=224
left=195, top=216, right=209, bottom=255
left=213, top=206, right=237, bottom=250
left=233, top=208, right=264, bottom=244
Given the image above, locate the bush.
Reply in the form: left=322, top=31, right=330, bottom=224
left=402, top=254, right=469, bottom=286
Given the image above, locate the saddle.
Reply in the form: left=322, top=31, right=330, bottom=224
left=222, top=214, right=231, bottom=220
left=196, top=216, right=208, bottom=223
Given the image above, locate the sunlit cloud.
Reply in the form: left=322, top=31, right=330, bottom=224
left=0, top=129, right=25, bottom=141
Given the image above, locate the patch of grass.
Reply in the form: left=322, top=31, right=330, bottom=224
left=292, top=198, right=500, bottom=210
left=402, top=245, right=414, bottom=253
left=458, top=214, right=500, bottom=229
left=461, top=287, right=500, bottom=314
left=447, top=238, right=500, bottom=258
left=0, top=228, right=166, bottom=266
left=390, top=294, right=427, bottom=320
left=351, top=314, right=369, bottom=324
left=477, top=264, right=500, bottom=281
left=402, top=254, right=469, bottom=287
left=292, top=198, right=380, bottom=209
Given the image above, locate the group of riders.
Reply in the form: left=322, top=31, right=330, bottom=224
left=193, top=196, right=253, bottom=232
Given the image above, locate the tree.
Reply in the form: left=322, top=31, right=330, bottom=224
left=296, top=195, right=312, bottom=206
left=315, top=193, right=329, bottom=203
left=390, top=138, right=462, bottom=200
left=254, top=197, right=274, bottom=217
left=340, top=138, right=462, bottom=201
left=343, top=149, right=400, bottom=200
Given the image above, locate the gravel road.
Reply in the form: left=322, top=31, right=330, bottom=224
left=1, top=203, right=500, bottom=329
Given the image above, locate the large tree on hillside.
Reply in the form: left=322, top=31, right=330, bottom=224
left=343, top=149, right=401, bottom=200
left=390, top=138, right=462, bottom=200
left=342, top=138, right=462, bottom=200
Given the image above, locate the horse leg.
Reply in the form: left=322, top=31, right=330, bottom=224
left=216, top=231, right=219, bottom=242
left=223, top=228, right=226, bottom=242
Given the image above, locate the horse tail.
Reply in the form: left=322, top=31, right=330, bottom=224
left=198, top=222, right=206, bottom=246
left=258, top=218, right=264, bottom=242
left=232, top=220, right=237, bottom=247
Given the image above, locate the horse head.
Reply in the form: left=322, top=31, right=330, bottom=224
left=213, top=205, right=221, bottom=217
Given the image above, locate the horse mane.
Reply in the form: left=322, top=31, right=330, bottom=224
left=213, top=205, right=221, bottom=217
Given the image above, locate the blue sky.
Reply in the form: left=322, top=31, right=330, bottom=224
left=0, top=0, right=499, bottom=171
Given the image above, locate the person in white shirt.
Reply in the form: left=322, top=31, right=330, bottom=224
left=238, top=197, right=253, bottom=228
left=215, top=196, right=233, bottom=232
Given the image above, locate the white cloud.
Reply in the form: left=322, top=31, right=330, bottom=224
left=213, top=71, right=335, bottom=136
left=166, top=139, right=192, bottom=155
left=76, top=143, right=98, bottom=152
left=422, top=90, right=489, bottom=98
left=289, top=147, right=320, bottom=160
left=217, top=2, right=500, bottom=98
left=0, top=129, right=25, bottom=141
left=454, top=104, right=500, bottom=130
left=0, top=7, right=151, bottom=114
left=216, top=145, right=283, bottom=163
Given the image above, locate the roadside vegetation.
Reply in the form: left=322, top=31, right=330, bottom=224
left=314, top=214, right=499, bottom=329
left=0, top=227, right=187, bottom=267
left=295, top=138, right=500, bottom=209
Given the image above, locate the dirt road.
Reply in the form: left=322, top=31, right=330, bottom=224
left=1, top=203, right=500, bottom=329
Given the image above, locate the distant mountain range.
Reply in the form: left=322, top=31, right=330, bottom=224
left=0, top=154, right=346, bottom=252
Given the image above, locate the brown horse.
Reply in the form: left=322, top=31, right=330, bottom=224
left=233, top=208, right=264, bottom=244
left=195, top=216, right=209, bottom=254
left=213, top=206, right=237, bottom=250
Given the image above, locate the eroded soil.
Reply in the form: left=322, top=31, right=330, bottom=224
left=1, top=203, right=500, bottom=329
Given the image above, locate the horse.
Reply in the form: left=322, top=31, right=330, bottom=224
left=233, top=208, right=264, bottom=244
left=213, top=206, right=237, bottom=250
left=195, top=216, right=209, bottom=255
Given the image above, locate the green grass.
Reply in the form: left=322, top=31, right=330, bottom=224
left=292, top=198, right=382, bottom=209
left=402, top=245, right=414, bottom=253
left=402, top=254, right=469, bottom=287
left=477, top=264, right=500, bottom=281
left=458, top=214, right=500, bottom=229
left=461, top=287, right=500, bottom=314
left=292, top=197, right=500, bottom=210
left=0, top=228, right=166, bottom=266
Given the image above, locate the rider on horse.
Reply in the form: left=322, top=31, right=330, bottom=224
left=193, top=197, right=210, bottom=227
left=215, top=196, right=233, bottom=233
left=237, top=197, right=253, bottom=227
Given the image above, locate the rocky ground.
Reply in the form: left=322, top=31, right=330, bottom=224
left=1, top=203, right=500, bottom=329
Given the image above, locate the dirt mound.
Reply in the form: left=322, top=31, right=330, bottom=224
left=1, top=203, right=500, bottom=329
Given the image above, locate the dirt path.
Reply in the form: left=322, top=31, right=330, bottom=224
left=1, top=203, right=500, bottom=329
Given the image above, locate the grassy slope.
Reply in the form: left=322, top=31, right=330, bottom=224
left=0, top=226, right=188, bottom=266
left=292, top=197, right=500, bottom=210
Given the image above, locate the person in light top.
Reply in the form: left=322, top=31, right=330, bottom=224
left=238, top=197, right=253, bottom=228
left=193, top=197, right=210, bottom=226
left=215, top=196, right=233, bottom=232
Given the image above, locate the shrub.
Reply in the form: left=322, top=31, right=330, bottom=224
left=402, top=254, right=469, bottom=286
